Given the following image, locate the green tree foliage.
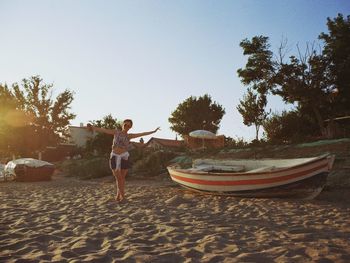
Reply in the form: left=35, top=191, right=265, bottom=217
left=85, top=114, right=122, bottom=154
left=263, top=111, right=319, bottom=144
left=237, top=13, right=350, bottom=138
left=237, top=36, right=332, bottom=134
left=0, top=76, right=75, bottom=157
left=273, top=44, right=333, bottom=133
left=237, top=36, right=275, bottom=95
left=0, top=84, right=19, bottom=156
left=168, top=94, right=225, bottom=137
left=236, top=88, right=269, bottom=141
left=319, top=14, right=350, bottom=116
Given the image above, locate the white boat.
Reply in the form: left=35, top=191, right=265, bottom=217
left=167, top=154, right=335, bottom=199
left=4, top=158, right=55, bottom=182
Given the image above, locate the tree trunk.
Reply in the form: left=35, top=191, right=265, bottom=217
left=311, top=105, right=327, bottom=138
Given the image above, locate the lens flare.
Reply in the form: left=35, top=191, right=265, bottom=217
left=2, top=110, right=35, bottom=127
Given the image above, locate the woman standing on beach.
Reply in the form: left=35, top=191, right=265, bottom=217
left=87, top=120, right=160, bottom=202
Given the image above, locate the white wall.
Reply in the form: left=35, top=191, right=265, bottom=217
left=68, top=126, right=95, bottom=148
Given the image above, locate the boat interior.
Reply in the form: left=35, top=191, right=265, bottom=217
left=189, top=156, right=323, bottom=173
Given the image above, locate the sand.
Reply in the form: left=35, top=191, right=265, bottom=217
left=1, top=174, right=350, bottom=263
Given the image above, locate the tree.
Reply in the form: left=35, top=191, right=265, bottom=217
left=263, top=110, right=319, bottom=144
left=0, top=84, right=21, bottom=156
left=319, top=14, right=350, bottom=116
left=273, top=43, right=334, bottom=134
left=168, top=94, right=225, bottom=137
left=237, top=35, right=337, bottom=137
left=237, top=88, right=269, bottom=141
left=237, top=14, right=350, bottom=140
left=237, top=36, right=275, bottom=96
left=0, top=76, right=75, bottom=157
left=85, top=114, right=122, bottom=154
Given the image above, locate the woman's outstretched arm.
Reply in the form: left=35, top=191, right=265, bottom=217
left=128, top=127, right=160, bottom=139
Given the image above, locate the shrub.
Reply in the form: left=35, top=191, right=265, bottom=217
left=59, top=156, right=110, bottom=179
left=132, top=150, right=177, bottom=176
left=129, top=147, right=145, bottom=164
left=263, top=110, right=319, bottom=144
left=224, top=136, right=248, bottom=148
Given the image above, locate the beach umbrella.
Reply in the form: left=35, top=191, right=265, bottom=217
left=189, top=130, right=217, bottom=149
left=189, top=130, right=217, bottom=139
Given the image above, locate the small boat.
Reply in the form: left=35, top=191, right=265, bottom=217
left=167, top=154, right=335, bottom=199
left=4, top=158, right=55, bottom=182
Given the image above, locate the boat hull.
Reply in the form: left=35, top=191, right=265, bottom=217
left=14, top=165, right=54, bottom=182
left=179, top=172, right=328, bottom=199
left=5, top=158, right=54, bottom=182
left=167, top=155, right=334, bottom=199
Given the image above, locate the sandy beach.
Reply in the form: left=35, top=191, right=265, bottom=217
left=1, top=174, right=350, bottom=263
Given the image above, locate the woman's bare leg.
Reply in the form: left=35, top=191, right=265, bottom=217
left=119, top=169, right=128, bottom=200
left=112, top=169, right=122, bottom=201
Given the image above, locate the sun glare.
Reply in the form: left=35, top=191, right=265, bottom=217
left=2, top=110, right=34, bottom=127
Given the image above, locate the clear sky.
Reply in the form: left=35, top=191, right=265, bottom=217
left=1, top=0, right=349, bottom=142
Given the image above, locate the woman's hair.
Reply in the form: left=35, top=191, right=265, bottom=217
left=123, top=119, right=133, bottom=127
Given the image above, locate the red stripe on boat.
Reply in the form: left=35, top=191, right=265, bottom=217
left=171, top=163, right=327, bottom=186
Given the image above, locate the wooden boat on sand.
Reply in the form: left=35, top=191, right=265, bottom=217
left=4, top=158, right=55, bottom=182
left=167, top=154, right=335, bottom=199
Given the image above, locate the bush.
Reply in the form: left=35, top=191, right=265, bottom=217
left=58, top=149, right=178, bottom=179
left=129, top=147, right=145, bottom=164
left=132, top=150, right=177, bottom=176
left=263, top=110, right=319, bottom=144
left=59, top=156, right=110, bottom=179
left=224, top=136, right=248, bottom=148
